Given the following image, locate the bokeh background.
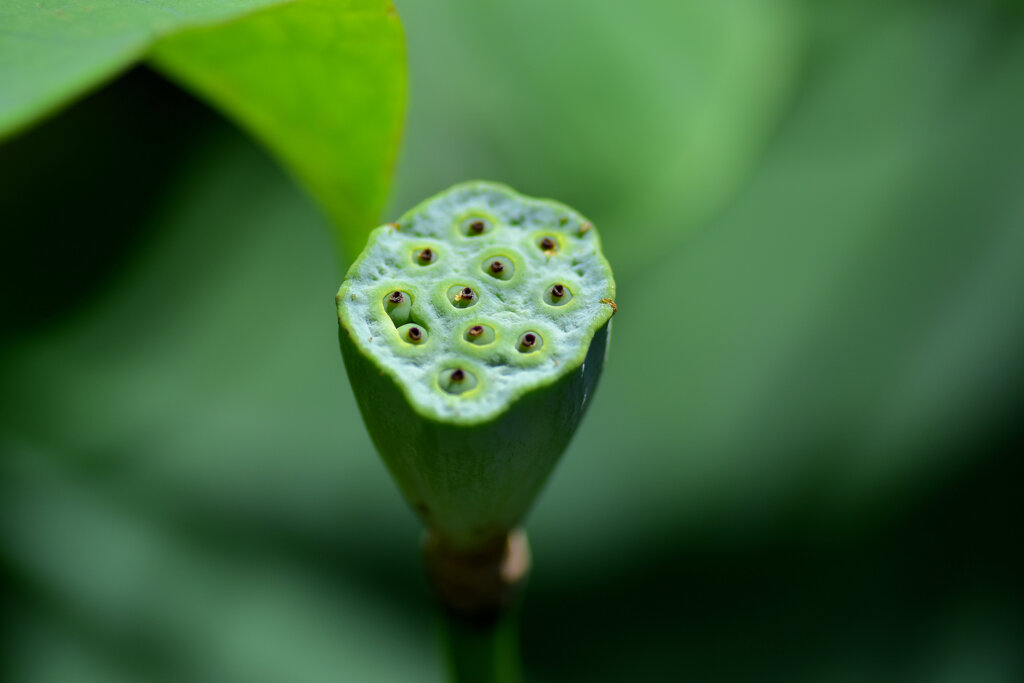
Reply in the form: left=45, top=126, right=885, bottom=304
left=3, top=0, right=1024, bottom=681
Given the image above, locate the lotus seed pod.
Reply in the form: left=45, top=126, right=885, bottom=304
left=336, top=181, right=616, bottom=551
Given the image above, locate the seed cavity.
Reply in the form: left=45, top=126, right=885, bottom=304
left=447, top=285, right=479, bottom=309
left=464, top=323, right=496, bottom=346
left=538, top=236, right=558, bottom=254
left=439, top=367, right=478, bottom=394
left=397, top=323, right=427, bottom=345
left=459, top=216, right=493, bottom=237
left=383, top=290, right=412, bottom=325
left=416, top=248, right=436, bottom=265
left=543, top=283, right=573, bottom=306
left=517, top=331, right=543, bottom=353
left=482, top=256, right=514, bottom=281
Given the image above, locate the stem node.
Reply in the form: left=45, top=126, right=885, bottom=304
left=422, top=528, right=531, bottom=625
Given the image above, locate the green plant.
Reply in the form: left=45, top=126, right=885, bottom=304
left=6, top=2, right=1024, bottom=681
left=337, top=181, right=616, bottom=681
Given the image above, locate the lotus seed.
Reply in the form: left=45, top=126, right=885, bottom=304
left=464, top=323, right=495, bottom=346
left=483, top=256, right=514, bottom=281
left=439, top=367, right=477, bottom=394
left=417, top=248, right=436, bottom=265
left=447, top=285, right=479, bottom=309
left=398, top=323, right=427, bottom=345
left=539, top=236, right=557, bottom=254
left=543, top=283, right=573, bottom=306
left=384, top=290, right=412, bottom=325
left=459, top=216, right=493, bottom=237
left=517, top=331, right=543, bottom=353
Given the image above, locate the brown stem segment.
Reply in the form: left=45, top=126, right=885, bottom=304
left=422, top=528, right=531, bottom=625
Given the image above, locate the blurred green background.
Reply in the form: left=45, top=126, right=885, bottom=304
left=3, top=0, right=1024, bottom=681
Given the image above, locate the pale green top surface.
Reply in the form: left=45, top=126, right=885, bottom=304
left=337, top=182, right=616, bottom=424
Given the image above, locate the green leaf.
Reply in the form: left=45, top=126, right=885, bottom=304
left=151, top=0, right=406, bottom=260
left=0, top=0, right=406, bottom=259
left=0, top=0, right=284, bottom=138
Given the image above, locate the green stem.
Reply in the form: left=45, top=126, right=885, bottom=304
left=439, top=608, right=523, bottom=683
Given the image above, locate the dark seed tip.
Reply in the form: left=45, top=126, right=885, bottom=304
left=489, top=260, right=504, bottom=273
left=408, top=327, right=422, bottom=340
left=469, top=325, right=484, bottom=337
left=551, top=284, right=566, bottom=298
left=523, top=333, right=537, bottom=347
left=461, top=287, right=474, bottom=299
left=450, top=369, right=466, bottom=382
left=418, top=248, right=434, bottom=262
left=388, top=291, right=404, bottom=304
left=540, top=237, right=557, bottom=251
left=469, top=221, right=485, bottom=234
